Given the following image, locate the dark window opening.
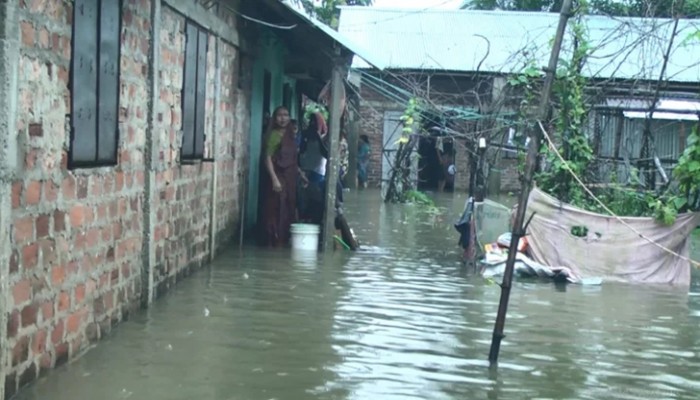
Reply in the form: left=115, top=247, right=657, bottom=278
left=69, top=0, right=122, bottom=169
left=181, top=21, right=208, bottom=161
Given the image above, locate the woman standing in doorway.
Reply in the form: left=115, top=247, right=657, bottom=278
left=260, top=106, right=307, bottom=247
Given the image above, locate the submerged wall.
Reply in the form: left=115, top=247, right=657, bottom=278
left=0, top=1, right=251, bottom=398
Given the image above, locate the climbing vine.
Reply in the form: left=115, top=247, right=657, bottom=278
left=507, top=4, right=700, bottom=225
left=536, top=15, right=594, bottom=207
left=672, top=127, right=700, bottom=211
left=384, top=98, right=422, bottom=203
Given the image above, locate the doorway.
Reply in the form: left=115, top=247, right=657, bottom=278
left=417, top=136, right=455, bottom=192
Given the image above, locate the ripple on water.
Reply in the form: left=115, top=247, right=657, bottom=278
left=12, top=192, right=700, bottom=400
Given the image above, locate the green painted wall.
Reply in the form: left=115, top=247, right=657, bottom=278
left=245, top=30, right=297, bottom=231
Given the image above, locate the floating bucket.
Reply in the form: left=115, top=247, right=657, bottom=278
left=290, top=223, right=320, bottom=252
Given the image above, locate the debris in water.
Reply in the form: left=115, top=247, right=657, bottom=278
left=204, top=306, right=210, bottom=317
left=166, top=344, right=173, bottom=351
left=223, top=295, right=228, bottom=303
left=243, top=273, right=249, bottom=279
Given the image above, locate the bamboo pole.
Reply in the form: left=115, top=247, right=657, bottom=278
left=488, top=0, right=573, bottom=366
left=322, top=59, right=345, bottom=252
left=640, top=14, right=681, bottom=189
left=346, top=107, right=359, bottom=189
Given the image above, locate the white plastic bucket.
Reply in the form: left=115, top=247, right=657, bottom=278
left=290, top=223, right=320, bottom=252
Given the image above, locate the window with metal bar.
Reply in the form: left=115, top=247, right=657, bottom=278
left=181, top=21, right=208, bottom=161
left=69, top=0, right=121, bottom=169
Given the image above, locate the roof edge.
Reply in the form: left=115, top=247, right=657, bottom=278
left=279, top=1, right=386, bottom=71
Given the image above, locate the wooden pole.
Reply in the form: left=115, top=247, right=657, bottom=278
left=346, top=109, right=359, bottom=189
left=488, top=0, right=573, bottom=366
left=322, top=59, right=345, bottom=252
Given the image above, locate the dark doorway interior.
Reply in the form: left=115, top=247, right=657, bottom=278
left=263, top=70, right=272, bottom=123
left=282, top=82, right=292, bottom=110
left=418, top=136, right=455, bottom=192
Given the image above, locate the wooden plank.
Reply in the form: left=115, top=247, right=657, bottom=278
left=97, top=0, right=120, bottom=163
left=70, top=0, right=99, bottom=165
left=181, top=22, right=198, bottom=159
left=346, top=113, right=359, bottom=189
left=194, top=28, right=207, bottom=158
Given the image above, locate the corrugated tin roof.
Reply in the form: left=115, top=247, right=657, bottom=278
left=337, top=7, right=700, bottom=82
left=279, top=1, right=387, bottom=70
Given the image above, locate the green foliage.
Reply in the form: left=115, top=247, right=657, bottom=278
left=465, top=0, right=700, bottom=17
left=684, top=30, right=700, bottom=46
left=303, top=101, right=329, bottom=127
left=399, top=97, right=421, bottom=140
left=570, top=225, right=589, bottom=237
left=293, top=0, right=373, bottom=27
left=536, top=15, right=594, bottom=206
left=405, top=190, right=441, bottom=214
left=405, top=190, right=435, bottom=206
left=672, top=127, right=700, bottom=211
left=507, top=7, right=698, bottom=226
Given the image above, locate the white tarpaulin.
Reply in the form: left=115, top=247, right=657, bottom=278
left=525, top=187, right=700, bottom=286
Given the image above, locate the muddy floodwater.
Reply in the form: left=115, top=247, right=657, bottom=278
left=16, top=190, right=700, bottom=400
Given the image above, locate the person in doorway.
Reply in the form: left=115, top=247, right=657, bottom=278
left=436, top=138, right=454, bottom=193
left=260, top=106, right=307, bottom=247
left=298, top=113, right=330, bottom=224
left=297, top=112, right=344, bottom=224
left=357, top=135, right=370, bottom=189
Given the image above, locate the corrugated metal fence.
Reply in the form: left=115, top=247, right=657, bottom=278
left=593, top=111, right=695, bottom=186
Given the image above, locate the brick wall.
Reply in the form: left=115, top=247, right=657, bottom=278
left=357, top=85, right=401, bottom=187
left=151, top=7, right=213, bottom=295
left=3, top=1, right=250, bottom=397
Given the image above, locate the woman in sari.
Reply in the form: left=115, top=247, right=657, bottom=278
left=260, top=106, right=307, bottom=247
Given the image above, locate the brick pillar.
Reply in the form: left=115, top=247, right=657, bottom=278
left=142, top=0, right=161, bottom=307
left=0, top=1, right=20, bottom=397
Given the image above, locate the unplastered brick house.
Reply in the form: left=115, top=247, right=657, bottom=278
left=0, top=0, right=368, bottom=397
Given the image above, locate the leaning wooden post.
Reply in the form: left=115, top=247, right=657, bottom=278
left=488, top=0, right=573, bottom=365
left=322, top=58, right=345, bottom=252
left=346, top=107, right=360, bottom=189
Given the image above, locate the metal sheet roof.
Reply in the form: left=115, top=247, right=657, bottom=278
left=337, top=7, right=700, bottom=83
left=280, top=1, right=387, bottom=70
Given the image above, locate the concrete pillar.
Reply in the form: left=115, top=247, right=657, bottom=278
left=209, top=37, right=221, bottom=261
left=0, top=0, right=20, bottom=396
left=0, top=1, right=19, bottom=397
left=141, top=0, right=161, bottom=307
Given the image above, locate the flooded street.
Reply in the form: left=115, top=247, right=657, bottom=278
left=16, top=190, right=700, bottom=400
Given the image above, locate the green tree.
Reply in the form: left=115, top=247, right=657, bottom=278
left=294, top=0, right=373, bottom=27
left=464, top=0, right=700, bottom=17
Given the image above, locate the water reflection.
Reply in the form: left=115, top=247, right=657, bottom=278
left=15, top=189, right=700, bottom=400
